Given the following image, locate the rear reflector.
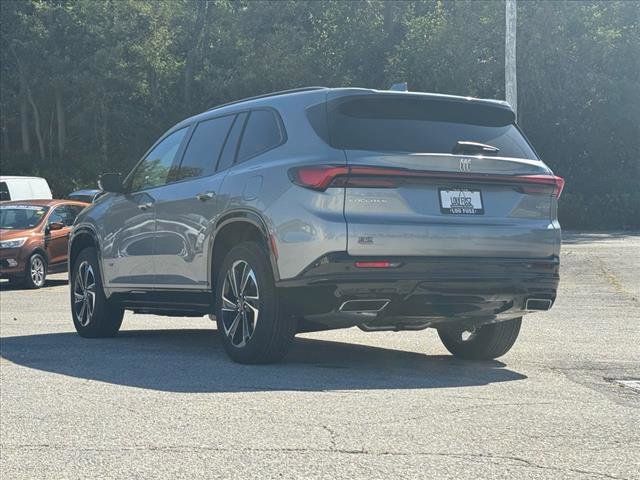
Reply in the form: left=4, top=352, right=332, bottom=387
left=289, top=165, right=565, bottom=198
left=355, top=261, right=399, bottom=268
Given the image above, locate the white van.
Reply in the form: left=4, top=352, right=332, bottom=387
left=0, top=176, right=53, bottom=201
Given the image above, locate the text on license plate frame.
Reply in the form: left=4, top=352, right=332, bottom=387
left=439, top=188, right=484, bottom=215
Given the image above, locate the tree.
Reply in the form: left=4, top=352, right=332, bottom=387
left=0, top=0, right=637, bottom=228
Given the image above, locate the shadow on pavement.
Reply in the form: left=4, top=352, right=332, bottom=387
left=0, top=329, right=526, bottom=392
left=0, top=278, right=68, bottom=291
left=561, top=232, right=639, bottom=245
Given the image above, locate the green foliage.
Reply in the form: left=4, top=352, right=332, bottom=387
left=1, top=0, right=638, bottom=228
left=560, top=192, right=640, bottom=230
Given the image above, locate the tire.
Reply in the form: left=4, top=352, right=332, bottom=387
left=24, top=252, right=47, bottom=289
left=70, top=247, right=124, bottom=338
left=437, top=317, right=522, bottom=360
left=214, top=241, right=296, bottom=364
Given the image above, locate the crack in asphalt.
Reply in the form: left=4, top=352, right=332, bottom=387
left=320, top=424, right=338, bottom=450
left=2, top=444, right=629, bottom=479
left=594, top=257, right=638, bottom=303
left=317, top=401, right=556, bottom=428
left=538, top=362, right=640, bottom=409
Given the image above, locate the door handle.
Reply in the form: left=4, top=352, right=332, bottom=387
left=137, top=202, right=154, bottom=211
left=196, top=191, right=216, bottom=201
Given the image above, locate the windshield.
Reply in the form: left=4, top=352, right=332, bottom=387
left=316, top=95, right=538, bottom=159
left=0, top=206, right=49, bottom=230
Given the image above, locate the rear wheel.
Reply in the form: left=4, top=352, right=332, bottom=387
left=71, top=247, right=124, bottom=338
left=215, top=241, right=296, bottom=364
left=24, top=252, right=47, bottom=289
left=437, top=318, right=522, bottom=360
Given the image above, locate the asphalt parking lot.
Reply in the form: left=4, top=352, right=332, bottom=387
left=1, top=233, right=638, bottom=479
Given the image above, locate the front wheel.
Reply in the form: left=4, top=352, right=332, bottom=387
left=24, top=252, right=47, bottom=289
left=437, top=318, right=522, bottom=360
left=71, top=247, right=124, bottom=338
left=215, top=241, right=296, bottom=364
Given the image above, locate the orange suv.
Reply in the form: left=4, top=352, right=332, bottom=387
left=0, top=199, right=88, bottom=288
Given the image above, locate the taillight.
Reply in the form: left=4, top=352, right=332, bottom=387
left=288, top=165, right=408, bottom=190
left=517, top=175, right=565, bottom=198
left=556, top=176, right=566, bottom=198
left=288, top=165, right=348, bottom=190
left=289, top=165, right=565, bottom=198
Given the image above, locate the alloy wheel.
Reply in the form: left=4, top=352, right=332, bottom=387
left=220, top=260, right=259, bottom=347
left=30, top=256, right=45, bottom=287
left=74, top=261, right=96, bottom=327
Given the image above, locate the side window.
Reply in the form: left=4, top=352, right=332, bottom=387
left=129, top=128, right=188, bottom=192
left=217, top=112, right=248, bottom=172
left=48, top=206, right=74, bottom=226
left=66, top=205, right=85, bottom=223
left=173, top=115, right=235, bottom=181
left=0, top=182, right=10, bottom=201
left=236, top=109, right=284, bottom=163
left=48, top=207, right=64, bottom=225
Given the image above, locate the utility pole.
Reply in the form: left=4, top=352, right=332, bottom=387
left=505, top=0, right=517, bottom=121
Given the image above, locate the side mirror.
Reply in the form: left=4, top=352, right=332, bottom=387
left=48, top=221, right=65, bottom=231
left=98, top=173, right=124, bottom=193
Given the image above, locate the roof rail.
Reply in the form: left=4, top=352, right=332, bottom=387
left=207, top=86, right=328, bottom=112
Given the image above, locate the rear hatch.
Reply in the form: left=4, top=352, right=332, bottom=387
left=326, top=92, right=562, bottom=259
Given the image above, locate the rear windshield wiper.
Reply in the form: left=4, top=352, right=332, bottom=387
left=452, top=141, right=500, bottom=156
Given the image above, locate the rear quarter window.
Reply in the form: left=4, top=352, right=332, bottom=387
left=236, top=109, right=285, bottom=163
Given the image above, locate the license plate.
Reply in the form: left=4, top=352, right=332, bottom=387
left=439, top=188, right=484, bottom=215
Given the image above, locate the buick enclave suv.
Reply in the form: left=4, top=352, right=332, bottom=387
left=68, top=87, right=563, bottom=363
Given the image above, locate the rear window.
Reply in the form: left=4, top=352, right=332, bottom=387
left=317, top=95, right=537, bottom=159
left=173, top=114, right=235, bottom=180
left=68, top=193, right=93, bottom=203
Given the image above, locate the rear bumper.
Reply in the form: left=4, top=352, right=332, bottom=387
left=277, top=254, right=559, bottom=330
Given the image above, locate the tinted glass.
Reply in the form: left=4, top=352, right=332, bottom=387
left=237, top=110, right=283, bottom=162
left=68, top=194, right=93, bottom=203
left=0, top=182, right=10, bottom=201
left=0, top=206, right=48, bottom=229
left=174, top=115, right=235, bottom=181
left=217, top=112, right=248, bottom=171
left=47, top=208, right=64, bottom=225
left=324, top=96, right=537, bottom=159
left=48, top=205, right=81, bottom=226
left=66, top=205, right=85, bottom=223
left=130, top=128, right=188, bottom=191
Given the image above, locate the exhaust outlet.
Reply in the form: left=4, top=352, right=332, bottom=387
left=339, top=299, right=390, bottom=313
left=525, top=298, right=553, bottom=311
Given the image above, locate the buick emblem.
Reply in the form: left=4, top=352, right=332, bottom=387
left=459, top=158, right=472, bottom=172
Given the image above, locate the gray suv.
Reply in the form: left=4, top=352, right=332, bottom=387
left=68, top=87, right=563, bottom=364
